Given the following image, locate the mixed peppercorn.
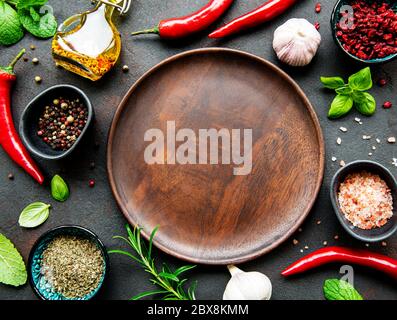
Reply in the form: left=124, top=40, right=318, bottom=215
left=37, top=97, right=88, bottom=151
left=336, top=0, right=397, bottom=60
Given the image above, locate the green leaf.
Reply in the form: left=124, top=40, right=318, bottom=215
left=348, top=67, right=372, bottom=91
left=29, top=6, right=40, bottom=22
left=108, top=249, right=143, bottom=264
left=188, top=281, right=197, bottom=300
left=148, top=225, right=158, bottom=260
left=353, top=92, right=376, bottom=116
left=51, top=174, right=69, bottom=202
left=335, top=85, right=353, bottom=95
left=0, top=1, right=24, bottom=45
left=130, top=290, right=168, bottom=300
left=174, top=265, right=196, bottom=277
left=112, top=225, right=197, bottom=300
left=320, top=76, right=345, bottom=89
left=0, top=233, right=27, bottom=286
left=18, top=202, right=50, bottom=228
left=328, top=95, right=354, bottom=119
left=324, top=279, right=363, bottom=300
left=159, top=272, right=180, bottom=282
left=16, top=0, right=48, bottom=10
left=5, top=0, right=19, bottom=6
left=18, top=7, right=57, bottom=38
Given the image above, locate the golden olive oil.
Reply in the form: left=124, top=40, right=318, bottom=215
left=52, top=1, right=121, bottom=81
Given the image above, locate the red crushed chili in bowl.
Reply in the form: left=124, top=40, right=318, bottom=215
left=338, top=171, right=393, bottom=230
left=336, top=0, right=397, bottom=60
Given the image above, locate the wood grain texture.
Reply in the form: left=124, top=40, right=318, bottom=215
left=107, top=48, right=324, bottom=265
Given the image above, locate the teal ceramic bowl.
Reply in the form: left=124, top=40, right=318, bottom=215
left=331, top=0, right=397, bottom=64
left=28, top=226, right=108, bottom=300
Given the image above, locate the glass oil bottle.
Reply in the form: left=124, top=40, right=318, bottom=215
left=52, top=0, right=130, bottom=81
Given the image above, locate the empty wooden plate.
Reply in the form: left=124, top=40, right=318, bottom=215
left=107, top=48, right=324, bottom=265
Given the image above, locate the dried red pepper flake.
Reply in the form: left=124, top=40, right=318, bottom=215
left=315, top=3, right=321, bottom=13
left=336, top=0, right=397, bottom=60
left=314, top=22, right=320, bottom=30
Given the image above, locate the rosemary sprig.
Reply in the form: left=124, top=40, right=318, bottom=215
left=109, top=225, right=197, bottom=300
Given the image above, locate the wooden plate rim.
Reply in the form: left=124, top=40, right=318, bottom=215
left=107, top=47, right=325, bottom=265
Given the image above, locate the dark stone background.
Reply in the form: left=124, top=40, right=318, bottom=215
left=1, top=0, right=397, bottom=300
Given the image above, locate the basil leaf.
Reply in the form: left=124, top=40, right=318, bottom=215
left=18, top=7, right=57, bottom=38
left=51, top=174, right=69, bottom=202
left=335, top=85, right=353, bottom=95
left=324, top=279, right=363, bottom=300
left=0, top=1, right=24, bottom=46
left=348, top=67, right=372, bottom=91
left=353, top=92, right=376, bottom=116
left=16, top=0, right=48, bottom=10
left=18, top=202, right=51, bottom=228
left=320, top=76, right=345, bottom=89
left=328, top=94, right=353, bottom=119
left=0, top=233, right=27, bottom=287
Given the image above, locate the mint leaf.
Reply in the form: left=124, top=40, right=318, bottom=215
left=5, top=0, right=19, bottom=5
left=324, top=279, right=363, bottom=300
left=320, top=76, right=345, bottom=89
left=18, top=202, right=51, bottom=228
left=16, top=0, right=48, bottom=10
left=51, top=174, right=69, bottom=202
left=29, top=6, right=41, bottom=22
left=19, top=8, right=57, bottom=38
left=0, top=1, right=24, bottom=46
left=353, top=92, right=376, bottom=116
left=328, top=95, right=353, bottom=119
left=0, top=233, right=27, bottom=286
left=348, top=67, right=372, bottom=91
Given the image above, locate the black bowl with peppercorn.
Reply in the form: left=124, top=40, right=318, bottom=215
left=331, top=0, right=397, bottom=64
left=20, top=84, right=94, bottom=160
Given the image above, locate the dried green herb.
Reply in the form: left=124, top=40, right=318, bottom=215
left=42, top=235, right=104, bottom=299
left=110, top=225, right=197, bottom=300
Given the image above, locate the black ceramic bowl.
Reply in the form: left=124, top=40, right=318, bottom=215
left=20, top=84, right=93, bottom=160
left=330, top=160, right=397, bottom=242
left=331, top=0, right=397, bottom=64
left=28, top=225, right=108, bottom=300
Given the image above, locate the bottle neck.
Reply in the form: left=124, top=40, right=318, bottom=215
left=94, top=0, right=129, bottom=16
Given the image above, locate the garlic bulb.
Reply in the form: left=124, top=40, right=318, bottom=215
left=223, top=265, right=272, bottom=300
left=273, top=18, right=321, bottom=67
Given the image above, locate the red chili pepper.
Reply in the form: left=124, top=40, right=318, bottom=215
left=281, top=247, right=397, bottom=279
left=0, top=49, right=44, bottom=184
left=131, top=0, right=234, bottom=38
left=208, top=0, right=297, bottom=38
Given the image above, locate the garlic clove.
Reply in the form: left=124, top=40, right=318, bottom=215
left=223, top=265, right=272, bottom=300
left=273, top=18, right=321, bottom=67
